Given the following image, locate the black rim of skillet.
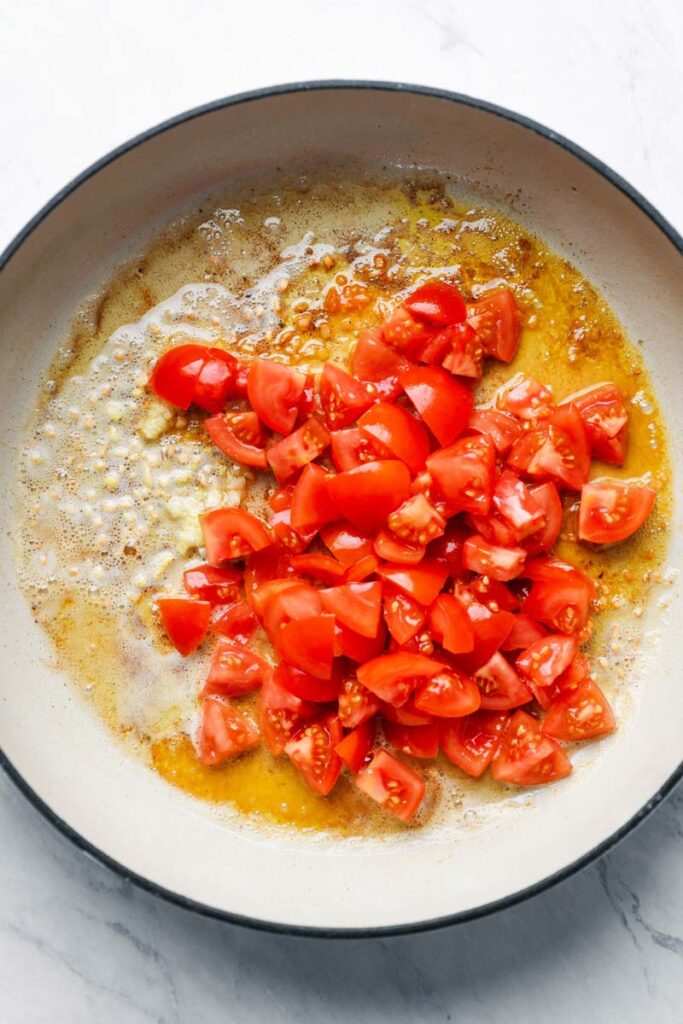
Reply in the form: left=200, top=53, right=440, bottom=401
left=1, top=80, right=682, bottom=940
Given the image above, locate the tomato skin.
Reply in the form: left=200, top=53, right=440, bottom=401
left=383, top=588, right=427, bottom=645
left=400, top=366, right=474, bottom=446
left=328, top=460, right=412, bottom=533
left=356, top=749, right=425, bottom=821
left=279, top=614, right=336, bottom=679
left=243, top=547, right=295, bottom=614
left=378, top=560, right=449, bottom=606
left=516, top=633, right=579, bottom=687
left=380, top=699, right=433, bottom=726
left=542, top=679, right=616, bottom=741
left=198, top=697, right=260, bottom=766
left=330, top=427, right=386, bottom=471
left=387, top=493, right=446, bottom=546
left=522, top=558, right=596, bottom=634
left=320, top=522, right=374, bottom=567
left=261, top=581, right=323, bottom=641
left=334, top=619, right=387, bottom=663
left=275, top=661, right=341, bottom=703
left=384, top=720, right=439, bottom=759
left=468, top=408, right=521, bottom=454
left=318, top=362, right=373, bottom=429
left=357, top=652, right=442, bottom=706
left=157, top=597, right=211, bottom=656
left=345, top=554, right=381, bottom=584
left=426, top=435, right=496, bottom=515
left=500, top=613, right=548, bottom=653
left=351, top=330, right=411, bottom=400
left=193, top=349, right=238, bottom=413
left=428, top=593, right=475, bottom=654
left=266, top=418, right=331, bottom=482
left=212, top=601, right=258, bottom=644
left=149, top=344, right=208, bottom=409
left=578, top=479, right=655, bottom=545
left=414, top=669, right=481, bottom=718
left=462, top=535, right=527, bottom=582
left=474, top=652, right=533, bottom=710
left=491, top=709, right=572, bottom=786
left=523, top=482, right=563, bottom=556
left=466, top=288, right=520, bottom=363
left=320, top=581, right=383, bottom=639
left=268, top=483, right=294, bottom=513
left=454, top=589, right=516, bottom=673
left=290, top=463, right=338, bottom=532
left=374, top=529, right=426, bottom=566
left=183, top=563, right=241, bottom=605
left=285, top=713, right=343, bottom=796
left=336, top=719, right=376, bottom=773
left=440, top=710, right=510, bottom=777
left=203, top=639, right=269, bottom=697
left=527, top=652, right=590, bottom=709
left=200, top=507, right=271, bottom=564
left=565, top=382, right=628, bottom=465
left=247, top=358, right=306, bottom=434
left=338, top=676, right=381, bottom=728
left=404, top=280, right=467, bottom=327
left=290, top=553, right=345, bottom=585
left=258, top=670, right=316, bottom=755
left=358, top=402, right=430, bottom=474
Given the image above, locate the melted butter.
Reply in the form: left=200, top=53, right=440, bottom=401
left=15, top=177, right=672, bottom=836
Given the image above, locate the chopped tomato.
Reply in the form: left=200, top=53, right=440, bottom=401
left=266, top=417, right=330, bottom=482
left=358, top=402, right=430, bottom=474
left=578, top=479, right=655, bottom=545
left=275, top=661, right=341, bottom=703
left=517, top=633, right=578, bottom=687
left=247, top=358, right=306, bottom=434
left=500, top=614, right=548, bottom=652
left=378, top=560, right=449, bottom=606
left=200, top=507, right=271, bottom=564
left=404, top=279, right=467, bottom=327
left=384, top=720, right=439, bottom=759
left=543, top=679, right=616, bottom=741
left=523, top=405, right=591, bottom=491
left=468, top=407, right=521, bottom=453
left=259, top=671, right=315, bottom=755
left=498, top=374, right=554, bottom=420
left=380, top=699, right=433, bottom=726
left=441, top=322, right=484, bottom=378
left=351, top=330, right=411, bottom=400
left=356, top=749, right=425, bottom=821
left=527, top=652, right=590, bottom=709
left=523, top=481, right=563, bottom=555
left=491, top=709, right=572, bottom=785
left=212, top=601, right=258, bottom=644
left=243, top=547, right=295, bottom=614
left=522, top=557, right=596, bottom=634
left=149, top=344, right=207, bottom=409
left=565, top=382, right=628, bottom=464
left=318, top=362, right=373, bottom=428
left=334, top=619, right=386, bottom=662
left=285, top=713, right=343, bottom=795
left=387, top=494, right=446, bottom=546
left=474, top=652, right=532, bottom=710
left=374, top=529, right=426, bottom=566
left=381, top=305, right=434, bottom=358
left=328, top=460, right=412, bottom=532
left=440, top=710, right=509, bottom=777
left=414, top=668, right=481, bottom=718
left=193, top=348, right=238, bottom=412
left=261, top=581, right=322, bottom=640
left=463, top=535, right=527, bottom=582
left=183, top=563, right=241, bottom=605
left=383, top=588, right=427, bottom=645
left=279, top=614, right=336, bottom=679
left=468, top=576, right=521, bottom=613
left=330, top=427, right=386, bottom=471
left=426, top=435, right=495, bottom=515
left=454, top=589, right=516, bottom=673
left=428, top=593, right=475, bottom=654
left=157, top=597, right=211, bottom=656
left=268, top=507, right=315, bottom=553
left=427, top=521, right=470, bottom=577
left=203, top=639, right=269, bottom=696
left=467, top=511, right=518, bottom=549
left=320, top=581, right=383, bottom=638
left=492, top=471, right=545, bottom=540
left=400, top=366, right=474, bottom=446
left=337, top=676, right=381, bottom=728
left=336, top=719, right=376, bottom=773
left=198, top=698, right=259, bottom=766
left=466, top=288, right=520, bottom=363
left=268, top=482, right=294, bottom=512
left=320, top=522, right=374, bottom=567
left=290, top=553, right=345, bottom=585
left=357, top=652, right=442, bottom=706
left=345, top=554, right=381, bottom=583
left=290, top=463, right=337, bottom=532
left=296, top=372, right=318, bottom=425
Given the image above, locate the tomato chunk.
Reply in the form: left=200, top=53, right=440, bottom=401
left=198, top=697, right=260, bottom=766
left=279, top=614, right=336, bottom=679
left=183, top=563, right=241, bottom=605
left=381, top=306, right=434, bottom=358
left=414, top=669, right=481, bottom=718
left=400, top=366, right=474, bottom=446
left=203, top=639, right=269, bottom=696
left=358, top=402, right=430, bottom=474
left=522, top=558, right=596, bottom=634
left=212, top=601, right=258, bottom=644
left=259, top=671, right=315, bottom=755
left=285, top=713, right=343, bottom=795
left=578, top=479, right=655, bottom=545
left=290, top=463, right=337, bottom=532
left=290, top=553, right=345, bottom=585
left=463, top=535, right=527, bottom=582
left=523, top=482, right=563, bottom=556
left=356, top=749, right=425, bottom=821
left=500, top=614, right=548, bottom=653
left=275, top=662, right=341, bottom=703
left=351, top=330, right=411, bottom=401
left=330, top=427, right=386, bottom=471
left=466, top=288, right=520, bottom=363
left=491, top=709, right=572, bottom=786
left=149, top=344, right=207, bottom=409
left=542, top=679, right=616, bottom=741
left=336, top=719, right=376, bottom=773
left=247, top=358, right=306, bottom=434
left=428, top=593, right=475, bottom=654
left=474, top=652, right=532, bottom=710
left=318, top=362, right=373, bottom=429
left=200, top=507, right=271, bottom=564
left=426, top=435, right=495, bottom=515
left=328, top=460, right=412, bottom=532
left=266, top=417, right=331, bottom=482
left=374, top=529, right=426, bottom=566
left=378, top=560, right=449, bottom=606
left=383, top=588, right=427, bottom=646
left=492, top=471, right=545, bottom=540
left=516, top=634, right=579, bottom=687
left=193, top=349, right=238, bottom=413
left=205, top=411, right=268, bottom=468
left=387, top=494, right=445, bottom=546
left=498, top=374, right=554, bottom=420
left=320, top=581, right=383, bottom=639
left=320, top=522, right=374, bottom=567
left=440, top=710, right=509, bottom=777
left=338, top=676, right=381, bottom=728
left=345, top=554, right=381, bottom=584
left=565, top=382, right=628, bottom=465
left=357, top=652, right=442, bottom=706
left=157, top=597, right=211, bottom=656
left=384, top=720, right=439, bottom=759
left=404, top=280, right=467, bottom=327
left=468, top=407, right=521, bottom=454
left=524, top=405, right=591, bottom=491
left=441, top=322, right=484, bottom=378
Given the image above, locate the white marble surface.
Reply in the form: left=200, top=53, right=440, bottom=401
left=1, top=0, right=682, bottom=1020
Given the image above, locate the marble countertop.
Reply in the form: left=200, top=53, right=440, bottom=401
left=1, top=0, right=681, bottom=1020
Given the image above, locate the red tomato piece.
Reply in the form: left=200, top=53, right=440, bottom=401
left=351, top=330, right=411, bottom=401
left=387, top=494, right=446, bottom=546
left=330, top=427, right=387, bottom=471
left=467, top=511, right=519, bottom=548
left=198, top=698, right=260, bottom=767
left=200, top=507, right=271, bottom=564
left=426, top=434, right=495, bottom=515
left=415, top=324, right=456, bottom=367
left=400, top=366, right=474, bottom=446
left=565, top=382, right=628, bottom=465
left=498, top=374, right=554, bottom=420
left=525, top=405, right=591, bottom=491
left=491, top=709, right=572, bottom=786
left=381, top=306, right=435, bottom=358
left=527, top=652, right=590, bottom=710
left=492, top=471, right=545, bottom=540
left=428, top=593, right=475, bottom=654
left=279, top=614, right=336, bottom=679
left=517, top=634, right=579, bottom=687
left=468, top=407, right=521, bottom=454
left=500, top=614, right=549, bottom=653
left=203, top=639, right=269, bottom=697
left=441, top=322, right=484, bottom=378
left=357, top=652, right=443, bottom=706
left=328, top=460, right=412, bottom=533
left=338, top=676, right=381, bottom=728
left=384, top=720, right=439, bottom=759
left=243, top=548, right=295, bottom=614
left=149, top=344, right=207, bottom=409
left=404, top=279, right=467, bottom=327
left=454, top=588, right=516, bottom=673
left=258, top=671, right=315, bottom=755
left=380, top=699, right=434, bottom=726
left=290, top=463, right=338, bottom=532
left=374, top=529, right=426, bottom=566
left=440, top=710, right=510, bottom=777
left=522, top=557, right=596, bottom=634
left=183, top=563, right=241, bottom=605
left=193, top=349, right=238, bottom=413
left=204, top=409, right=268, bottom=468
left=427, top=521, right=470, bottom=577
left=296, top=372, right=318, bottom=425
left=468, top=576, right=521, bottom=613
left=268, top=482, right=294, bottom=513
left=318, top=362, right=373, bottom=429
left=345, top=554, right=381, bottom=583
left=212, top=601, right=258, bottom=644
left=578, top=479, right=655, bottom=545
left=334, top=619, right=386, bottom=663
left=285, top=713, right=343, bottom=796
left=268, top=507, right=315, bottom=553
left=542, top=679, right=616, bottom=741
left=383, top=588, right=427, bottom=645
left=358, top=402, right=430, bottom=474
left=320, top=581, right=383, bottom=639
left=157, top=597, right=211, bottom=656
left=274, top=661, right=341, bottom=703
left=320, top=522, right=374, bottom=567
left=289, top=553, right=345, bottom=585
left=474, top=652, right=533, bottom=710
left=466, top=288, right=520, bottom=363
left=414, top=668, right=481, bottom=718
left=523, top=482, right=563, bottom=556
left=247, top=358, right=306, bottom=434
left=356, top=749, right=425, bottom=821
left=266, top=417, right=331, bottom=482
left=261, top=581, right=322, bottom=639
left=336, top=719, right=376, bottom=773
left=378, top=560, right=449, bottom=606
left=463, top=535, right=527, bottom=582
